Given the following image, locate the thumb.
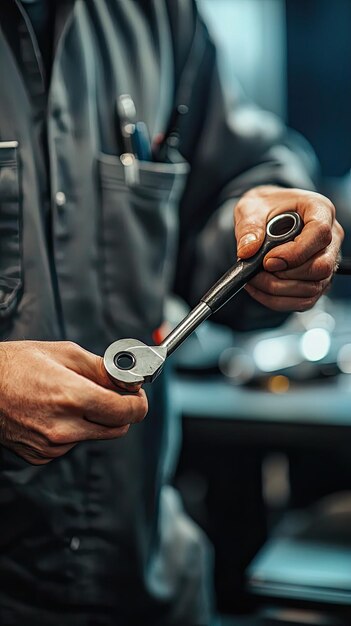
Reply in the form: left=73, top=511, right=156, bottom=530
left=58, top=342, right=141, bottom=392
left=235, top=221, right=266, bottom=259
left=234, top=196, right=268, bottom=258
left=80, top=350, right=143, bottom=394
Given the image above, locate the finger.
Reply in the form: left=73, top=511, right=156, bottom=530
left=77, top=377, right=148, bottom=427
left=12, top=419, right=131, bottom=462
left=245, top=283, right=329, bottom=313
left=263, top=221, right=332, bottom=272
left=264, top=196, right=336, bottom=271
left=234, top=197, right=270, bottom=258
left=26, top=411, right=132, bottom=447
left=245, top=283, right=315, bottom=312
left=273, top=255, right=334, bottom=282
left=249, top=271, right=330, bottom=298
left=272, top=231, right=343, bottom=281
left=82, top=352, right=143, bottom=393
left=46, top=365, right=148, bottom=428
left=44, top=341, right=142, bottom=393
left=62, top=342, right=127, bottom=391
left=46, top=417, right=131, bottom=445
left=234, top=187, right=321, bottom=259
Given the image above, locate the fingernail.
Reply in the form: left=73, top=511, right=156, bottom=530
left=238, top=233, right=257, bottom=250
left=265, top=258, right=288, bottom=272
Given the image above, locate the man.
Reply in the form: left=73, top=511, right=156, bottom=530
left=0, top=1, right=343, bottom=624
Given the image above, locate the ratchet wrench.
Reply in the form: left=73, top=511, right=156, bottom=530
left=104, top=211, right=304, bottom=389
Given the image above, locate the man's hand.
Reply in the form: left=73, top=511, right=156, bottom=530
left=235, top=186, right=344, bottom=311
left=0, top=341, right=148, bottom=465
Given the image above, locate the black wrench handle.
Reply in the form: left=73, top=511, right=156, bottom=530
left=201, top=212, right=303, bottom=314
left=161, top=212, right=304, bottom=356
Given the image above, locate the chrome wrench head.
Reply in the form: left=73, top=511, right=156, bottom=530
left=104, top=338, right=167, bottom=389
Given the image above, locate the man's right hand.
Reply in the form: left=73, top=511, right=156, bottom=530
left=0, top=341, right=148, bottom=465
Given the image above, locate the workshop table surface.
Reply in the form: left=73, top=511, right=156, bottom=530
left=171, top=374, right=351, bottom=447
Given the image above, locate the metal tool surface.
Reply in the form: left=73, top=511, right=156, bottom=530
left=104, top=212, right=307, bottom=389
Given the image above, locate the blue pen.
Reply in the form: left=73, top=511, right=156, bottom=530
left=117, top=94, right=152, bottom=161
left=132, top=121, right=152, bottom=161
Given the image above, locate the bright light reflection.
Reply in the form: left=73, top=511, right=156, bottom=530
left=300, top=328, right=331, bottom=362
left=306, top=312, right=335, bottom=332
left=253, top=336, right=301, bottom=372
left=219, top=348, right=255, bottom=383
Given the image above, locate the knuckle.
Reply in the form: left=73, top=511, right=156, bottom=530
left=45, top=427, right=66, bottom=446
left=104, top=424, right=130, bottom=439
left=308, top=280, right=323, bottom=297
left=336, top=220, right=345, bottom=241
left=322, top=195, right=335, bottom=214
left=312, top=257, right=334, bottom=280
left=63, top=340, right=80, bottom=355
left=133, top=408, right=146, bottom=424
left=125, top=393, right=148, bottom=423
left=317, top=222, right=333, bottom=247
left=56, top=385, right=80, bottom=413
left=118, top=424, right=130, bottom=437
left=297, top=297, right=317, bottom=312
left=326, top=197, right=336, bottom=215
left=44, top=445, right=66, bottom=459
left=311, top=193, right=335, bottom=215
left=325, top=258, right=335, bottom=276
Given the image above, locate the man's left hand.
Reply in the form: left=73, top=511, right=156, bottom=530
left=234, top=185, right=344, bottom=312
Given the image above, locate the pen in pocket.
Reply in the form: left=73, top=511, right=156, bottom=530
left=117, top=94, right=152, bottom=161
left=117, top=94, right=136, bottom=155
left=133, top=121, right=152, bottom=161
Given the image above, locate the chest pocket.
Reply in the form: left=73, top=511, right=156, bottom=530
left=98, top=150, right=189, bottom=339
left=0, top=141, right=23, bottom=322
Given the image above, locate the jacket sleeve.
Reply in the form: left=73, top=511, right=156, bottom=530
left=172, top=3, right=318, bottom=331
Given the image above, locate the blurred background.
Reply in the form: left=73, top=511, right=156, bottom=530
left=171, top=2, right=351, bottom=625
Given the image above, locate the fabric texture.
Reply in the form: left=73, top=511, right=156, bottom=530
left=19, top=0, right=57, bottom=80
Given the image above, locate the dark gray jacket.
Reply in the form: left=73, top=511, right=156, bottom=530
left=0, top=1, right=315, bottom=624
